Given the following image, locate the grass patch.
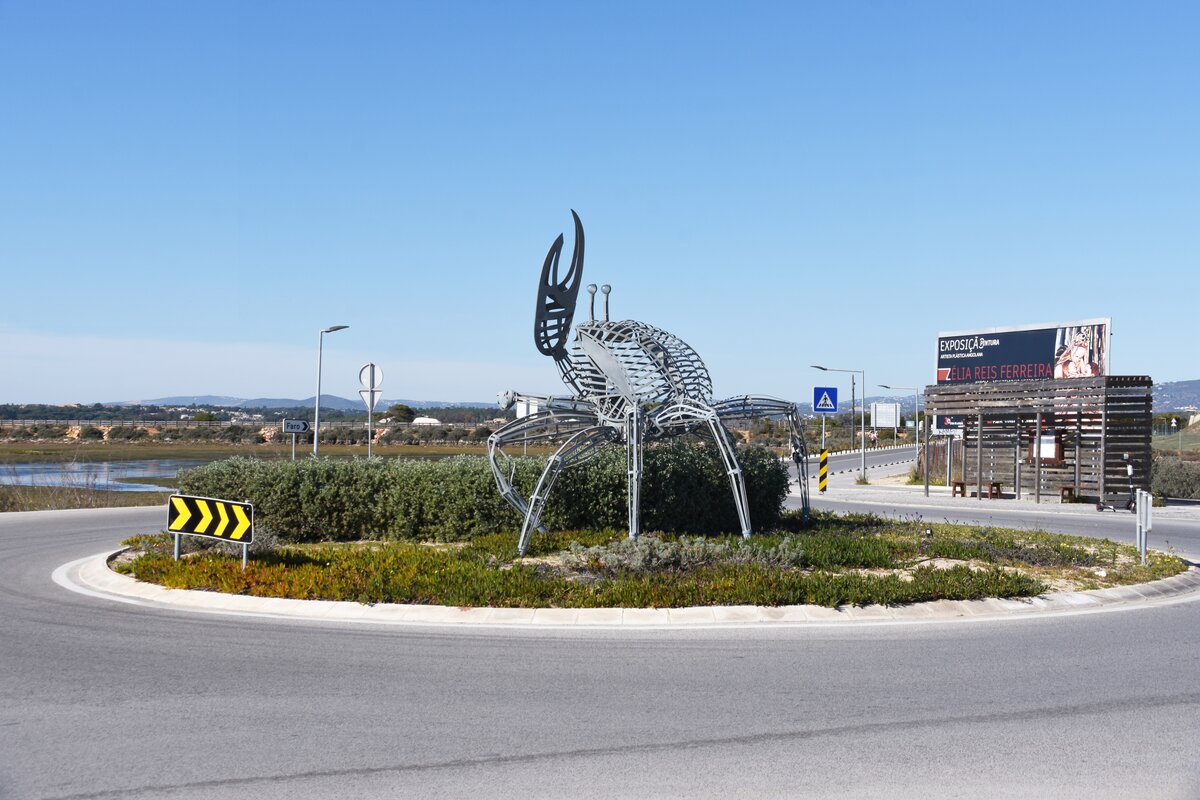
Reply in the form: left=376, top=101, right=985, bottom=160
left=114, top=476, right=178, bottom=489
left=0, top=484, right=165, bottom=512
left=906, top=465, right=948, bottom=486
left=115, top=512, right=1188, bottom=609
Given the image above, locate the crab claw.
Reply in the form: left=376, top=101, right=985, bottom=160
left=534, top=210, right=585, bottom=359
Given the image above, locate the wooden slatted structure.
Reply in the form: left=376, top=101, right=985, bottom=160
left=923, top=376, right=1152, bottom=503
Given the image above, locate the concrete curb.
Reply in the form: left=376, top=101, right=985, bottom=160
left=54, top=551, right=1200, bottom=630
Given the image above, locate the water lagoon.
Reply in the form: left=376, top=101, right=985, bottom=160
left=0, top=453, right=462, bottom=492
left=0, top=459, right=210, bottom=492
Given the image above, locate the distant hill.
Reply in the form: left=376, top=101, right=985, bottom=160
left=105, top=380, right=1200, bottom=415
left=124, top=395, right=495, bottom=411
left=1152, top=379, right=1200, bottom=412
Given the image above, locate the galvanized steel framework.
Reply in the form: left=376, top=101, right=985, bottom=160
left=489, top=211, right=810, bottom=554
left=922, top=376, right=1152, bottom=504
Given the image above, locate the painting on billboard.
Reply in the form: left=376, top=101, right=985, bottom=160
left=936, top=318, right=1110, bottom=384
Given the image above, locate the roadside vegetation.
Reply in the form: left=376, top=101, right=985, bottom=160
left=174, top=446, right=790, bottom=543
left=116, top=513, right=1186, bottom=608
left=0, top=483, right=168, bottom=512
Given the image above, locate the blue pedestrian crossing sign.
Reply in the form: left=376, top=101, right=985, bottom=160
left=813, top=386, right=838, bottom=413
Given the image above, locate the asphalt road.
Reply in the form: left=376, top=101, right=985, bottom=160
left=2, top=503, right=1199, bottom=799
left=800, top=445, right=1200, bottom=559
left=810, top=445, right=916, bottom=476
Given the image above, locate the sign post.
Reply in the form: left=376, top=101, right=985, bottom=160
left=813, top=386, right=838, bottom=452
left=359, top=363, right=384, bottom=457
left=1135, top=489, right=1152, bottom=565
left=282, top=419, right=310, bottom=460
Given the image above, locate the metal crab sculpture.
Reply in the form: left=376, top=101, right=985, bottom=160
left=488, top=211, right=810, bottom=554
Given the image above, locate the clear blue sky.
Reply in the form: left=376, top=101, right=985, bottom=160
left=1, top=1, right=1196, bottom=405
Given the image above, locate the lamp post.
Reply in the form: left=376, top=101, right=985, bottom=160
left=313, top=325, right=349, bottom=456
left=878, top=384, right=920, bottom=451
left=1172, top=417, right=1181, bottom=457
left=812, top=365, right=866, bottom=480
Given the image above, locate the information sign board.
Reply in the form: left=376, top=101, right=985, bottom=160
left=871, top=402, right=900, bottom=428
left=935, top=318, right=1110, bottom=384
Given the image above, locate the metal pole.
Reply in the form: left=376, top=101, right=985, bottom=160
left=291, top=433, right=296, bottom=461
left=821, top=415, right=826, bottom=452
left=1137, top=489, right=1151, bottom=565
left=860, top=370, right=866, bottom=480
left=1099, top=403, right=1108, bottom=501
left=947, top=434, right=953, bottom=487
left=1014, top=423, right=1022, bottom=498
left=367, top=364, right=375, bottom=459
left=850, top=374, right=855, bottom=461
left=922, top=410, right=930, bottom=497
left=914, top=387, right=919, bottom=454
left=313, top=325, right=349, bottom=457
left=314, top=329, right=324, bottom=457
left=1035, top=410, right=1043, bottom=504
left=976, top=414, right=983, bottom=500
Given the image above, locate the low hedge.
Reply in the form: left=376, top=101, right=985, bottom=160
left=176, top=442, right=790, bottom=544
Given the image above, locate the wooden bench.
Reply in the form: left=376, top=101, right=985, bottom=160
left=951, top=480, right=966, bottom=497
left=1059, top=485, right=1077, bottom=503
left=987, top=482, right=1002, bottom=499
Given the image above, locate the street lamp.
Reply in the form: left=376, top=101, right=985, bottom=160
left=878, top=384, right=921, bottom=451
left=314, top=324, right=349, bottom=456
left=1171, top=417, right=1180, bottom=457
left=812, top=365, right=866, bottom=479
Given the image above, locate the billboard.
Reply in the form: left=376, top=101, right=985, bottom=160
left=871, top=402, right=900, bottom=428
left=935, top=318, right=1110, bottom=384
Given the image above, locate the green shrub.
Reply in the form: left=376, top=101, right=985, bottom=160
left=176, top=442, right=790, bottom=544
left=1152, top=457, right=1200, bottom=499
left=79, top=426, right=105, bottom=440
left=106, top=426, right=148, bottom=441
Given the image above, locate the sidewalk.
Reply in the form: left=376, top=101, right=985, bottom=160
left=799, top=462, right=1200, bottom=524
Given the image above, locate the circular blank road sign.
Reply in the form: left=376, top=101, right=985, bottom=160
left=359, top=363, right=384, bottom=389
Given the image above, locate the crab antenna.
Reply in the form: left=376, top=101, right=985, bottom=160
left=587, top=284, right=597, bottom=321
left=601, top=284, right=611, bottom=321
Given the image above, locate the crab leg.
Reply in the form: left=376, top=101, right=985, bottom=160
left=517, top=425, right=616, bottom=555
left=713, top=395, right=810, bottom=521
left=626, top=406, right=643, bottom=540
left=651, top=400, right=752, bottom=538
left=487, top=410, right=601, bottom=538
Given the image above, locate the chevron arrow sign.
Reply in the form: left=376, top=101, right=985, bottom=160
left=168, top=495, right=254, bottom=543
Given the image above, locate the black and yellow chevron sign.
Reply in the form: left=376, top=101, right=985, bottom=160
left=168, top=495, right=253, bottom=542
left=819, top=450, right=829, bottom=493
